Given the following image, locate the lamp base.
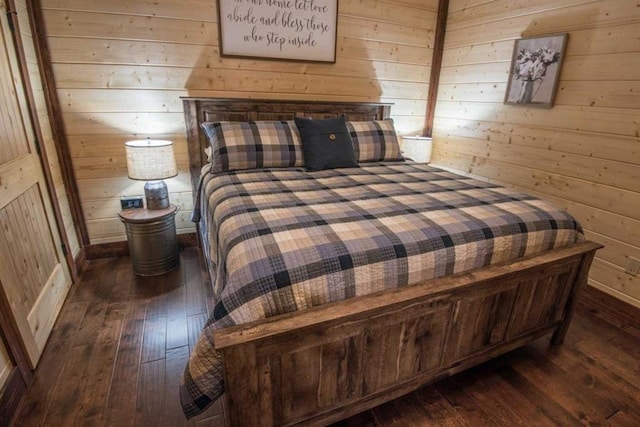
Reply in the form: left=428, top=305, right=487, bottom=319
left=144, top=180, right=170, bottom=210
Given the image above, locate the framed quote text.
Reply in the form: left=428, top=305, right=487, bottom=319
left=217, top=0, right=338, bottom=63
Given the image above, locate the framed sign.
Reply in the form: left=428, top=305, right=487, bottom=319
left=504, top=33, right=568, bottom=108
left=217, top=0, right=338, bottom=63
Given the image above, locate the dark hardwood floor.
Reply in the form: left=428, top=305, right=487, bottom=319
left=13, top=248, right=640, bottom=426
left=13, top=248, right=223, bottom=427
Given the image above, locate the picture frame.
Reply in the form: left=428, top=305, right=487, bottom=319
left=504, top=33, right=568, bottom=108
left=217, top=0, right=338, bottom=63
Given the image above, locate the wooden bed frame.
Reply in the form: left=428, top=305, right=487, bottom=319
left=182, top=97, right=602, bottom=426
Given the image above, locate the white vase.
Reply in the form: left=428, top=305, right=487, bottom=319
left=518, top=80, right=534, bottom=103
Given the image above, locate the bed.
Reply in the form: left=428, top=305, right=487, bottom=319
left=180, top=98, right=601, bottom=426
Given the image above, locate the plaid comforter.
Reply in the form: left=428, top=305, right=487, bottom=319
left=180, top=162, right=583, bottom=417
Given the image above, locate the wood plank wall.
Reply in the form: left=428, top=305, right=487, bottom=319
left=39, top=0, right=438, bottom=244
left=13, top=0, right=80, bottom=258
left=431, top=0, right=640, bottom=307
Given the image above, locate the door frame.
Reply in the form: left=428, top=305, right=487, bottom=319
left=0, top=289, right=32, bottom=383
left=0, top=285, right=32, bottom=425
left=4, top=0, right=78, bottom=282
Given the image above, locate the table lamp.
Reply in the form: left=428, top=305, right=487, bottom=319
left=125, top=138, right=178, bottom=210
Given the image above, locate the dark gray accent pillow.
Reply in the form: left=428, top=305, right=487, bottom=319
left=294, top=116, right=358, bottom=171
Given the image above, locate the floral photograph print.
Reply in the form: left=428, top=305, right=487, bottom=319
left=504, top=34, right=568, bottom=107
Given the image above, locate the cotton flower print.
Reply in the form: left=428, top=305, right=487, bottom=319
left=513, top=48, right=560, bottom=80
left=512, top=47, right=561, bottom=103
left=505, top=35, right=566, bottom=107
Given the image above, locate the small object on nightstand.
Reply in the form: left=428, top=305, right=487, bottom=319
left=401, top=136, right=433, bottom=163
left=118, top=204, right=179, bottom=276
left=120, top=196, right=144, bottom=210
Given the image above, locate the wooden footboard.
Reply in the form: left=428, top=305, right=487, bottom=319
left=213, top=241, right=601, bottom=426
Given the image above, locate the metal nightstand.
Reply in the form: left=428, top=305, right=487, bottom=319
left=118, top=205, right=179, bottom=276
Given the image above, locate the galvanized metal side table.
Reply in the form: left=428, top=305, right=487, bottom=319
left=118, top=205, right=179, bottom=276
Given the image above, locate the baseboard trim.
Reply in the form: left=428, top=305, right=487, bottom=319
left=74, top=247, right=87, bottom=278
left=0, top=367, right=27, bottom=426
left=84, top=233, right=197, bottom=260
left=85, top=241, right=129, bottom=260
left=578, top=285, right=640, bottom=331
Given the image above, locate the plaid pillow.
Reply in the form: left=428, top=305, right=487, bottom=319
left=201, top=121, right=304, bottom=173
left=347, top=119, right=404, bottom=162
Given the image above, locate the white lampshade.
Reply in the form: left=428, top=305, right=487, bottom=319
left=401, top=136, right=433, bottom=163
left=125, top=139, right=178, bottom=181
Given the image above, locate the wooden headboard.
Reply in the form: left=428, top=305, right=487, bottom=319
left=182, top=97, right=392, bottom=197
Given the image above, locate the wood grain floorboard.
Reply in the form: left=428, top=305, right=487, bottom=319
left=469, top=370, right=553, bottom=427
left=104, top=303, right=146, bottom=427
left=41, top=344, right=94, bottom=426
left=413, top=386, right=470, bottom=426
left=166, top=278, right=189, bottom=351
left=135, top=358, right=166, bottom=426
left=435, top=378, right=498, bottom=426
left=187, top=313, right=208, bottom=354
left=12, top=248, right=640, bottom=426
left=15, top=298, right=92, bottom=427
left=164, top=346, right=191, bottom=427
left=73, top=310, right=124, bottom=426
left=450, top=371, right=526, bottom=425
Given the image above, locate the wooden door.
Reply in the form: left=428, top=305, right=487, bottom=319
left=0, top=1, right=71, bottom=368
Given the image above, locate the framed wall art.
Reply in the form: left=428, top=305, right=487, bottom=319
left=217, top=0, right=338, bottom=63
left=504, top=33, right=568, bottom=108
